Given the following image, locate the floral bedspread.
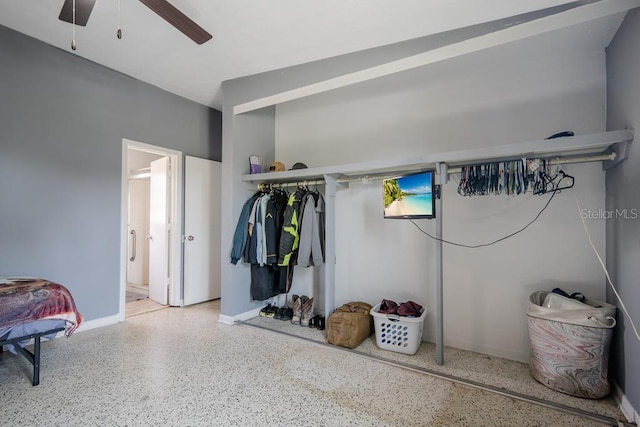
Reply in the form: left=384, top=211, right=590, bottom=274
left=0, top=278, right=83, bottom=336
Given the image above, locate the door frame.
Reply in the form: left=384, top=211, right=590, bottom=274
left=119, top=139, right=183, bottom=320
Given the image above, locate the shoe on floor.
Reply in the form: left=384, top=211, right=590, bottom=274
left=280, top=306, right=293, bottom=321
left=310, top=314, right=325, bottom=328
left=265, top=304, right=277, bottom=318
left=291, top=295, right=301, bottom=325
left=259, top=304, right=272, bottom=317
left=300, top=296, right=314, bottom=327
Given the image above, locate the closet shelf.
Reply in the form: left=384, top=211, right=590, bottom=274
left=241, top=129, right=633, bottom=184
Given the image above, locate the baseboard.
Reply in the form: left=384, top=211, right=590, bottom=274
left=218, top=314, right=235, bottom=325
left=75, top=314, right=122, bottom=333
left=613, top=382, right=639, bottom=423
left=44, top=314, right=121, bottom=340
left=218, top=306, right=263, bottom=325
left=424, top=334, right=530, bottom=363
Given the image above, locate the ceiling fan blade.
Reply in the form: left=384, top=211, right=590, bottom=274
left=139, top=0, right=212, bottom=45
left=58, top=0, right=97, bottom=27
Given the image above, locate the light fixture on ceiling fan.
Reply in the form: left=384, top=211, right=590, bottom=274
left=58, top=0, right=212, bottom=49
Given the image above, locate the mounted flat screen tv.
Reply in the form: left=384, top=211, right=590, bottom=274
left=383, top=170, right=435, bottom=219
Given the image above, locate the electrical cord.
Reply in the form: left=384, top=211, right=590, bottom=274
left=409, top=188, right=559, bottom=249
left=410, top=172, right=639, bottom=341
left=571, top=190, right=640, bottom=342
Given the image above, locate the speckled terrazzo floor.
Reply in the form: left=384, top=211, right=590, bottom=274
left=242, top=312, right=629, bottom=425
left=0, top=300, right=625, bottom=426
left=125, top=297, right=168, bottom=317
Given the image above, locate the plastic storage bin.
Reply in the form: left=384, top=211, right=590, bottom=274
left=371, top=303, right=427, bottom=355
left=527, top=291, right=616, bottom=399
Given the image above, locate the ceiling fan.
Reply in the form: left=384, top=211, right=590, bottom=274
left=58, top=0, right=212, bottom=45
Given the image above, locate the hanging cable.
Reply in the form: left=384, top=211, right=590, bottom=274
left=571, top=190, right=640, bottom=342
left=410, top=188, right=558, bottom=248
left=410, top=171, right=573, bottom=248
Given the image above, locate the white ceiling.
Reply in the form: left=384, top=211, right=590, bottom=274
left=0, top=1, right=633, bottom=110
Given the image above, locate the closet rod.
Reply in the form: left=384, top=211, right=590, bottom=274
left=257, top=179, right=326, bottom=191
left=256, top=151, right=615, bottom=190
left=445, top=152, right=616, bottom=175
left=257, top=175, right=379, bottom=190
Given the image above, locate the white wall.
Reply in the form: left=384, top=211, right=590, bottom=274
left=275, top=49, right=607, bottom=362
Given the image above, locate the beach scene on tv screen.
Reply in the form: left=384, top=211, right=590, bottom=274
left=384, top=172, right=433, bottom=217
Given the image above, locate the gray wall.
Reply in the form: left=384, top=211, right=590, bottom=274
left=220, top=103, right=275, bottom=317
left=605, top=8, right=640, bottom=417
left=0, top=25, right=222, bottom=322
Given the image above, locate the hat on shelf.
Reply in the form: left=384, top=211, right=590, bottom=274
left=290, top=162, right=308, bottom=170
left=269, top=161, right=286, bottom=172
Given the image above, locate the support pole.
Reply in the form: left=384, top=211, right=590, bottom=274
left=435, top=163, right=444, bottom=365
left=323, top=174, right=338, bottom=320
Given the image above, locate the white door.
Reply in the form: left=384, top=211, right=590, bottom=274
left=148, top=157, right=169, bottom=305
left=127, top=179, right=150, bottom=286
left=183, top=156, right=221, bottom=305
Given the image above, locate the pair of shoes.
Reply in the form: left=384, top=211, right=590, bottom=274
left=274, top=306, right=293, bottom=321
left=259, top=304, right=276, bottom=318
left=280, top=306, right=293, bottom=321
left=300, top=296, right=314, bottom=326
left=309, top=315, right=325, bottom=330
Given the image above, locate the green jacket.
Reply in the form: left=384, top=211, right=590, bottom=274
left=277, top=188, right=306, bottom=266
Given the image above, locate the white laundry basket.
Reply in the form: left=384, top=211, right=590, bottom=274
left=527, top=291, right=616, bottom=399
left=370, top=303, right=426, bottom=355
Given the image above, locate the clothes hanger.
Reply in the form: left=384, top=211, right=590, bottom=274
left=554, top=170, right=575, bottom=191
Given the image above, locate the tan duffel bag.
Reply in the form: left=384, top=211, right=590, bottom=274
left=327, top=301, right=373, bottom=349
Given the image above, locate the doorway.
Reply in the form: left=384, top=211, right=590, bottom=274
left=126, top=149, right=163, bottom=304
left=120, top=139, right=183, bottom=320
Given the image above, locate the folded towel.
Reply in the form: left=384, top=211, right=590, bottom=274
left=378, top=299, right=423, bottom=317
left=378, top=299, right=398, bottom=314
left=397, top=300, right=423, bottom=317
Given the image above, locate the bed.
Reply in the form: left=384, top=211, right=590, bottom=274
left=0, top=278, right=83, bottom=385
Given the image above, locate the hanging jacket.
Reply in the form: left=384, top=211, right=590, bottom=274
left=244, top=196, right=261, bottom=264
left=270, top=190, right=290, bottom=293
left=230, top=192, right=261, bottom=264
left=264, top=196, right=279, bottom=265
left=298, top=192, right=325, bottom=267
left=259, top=194, right=271, bottom=266
left=255, top=199, right=264, bottom=265
left=277, top=188, right=306, bottom=266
